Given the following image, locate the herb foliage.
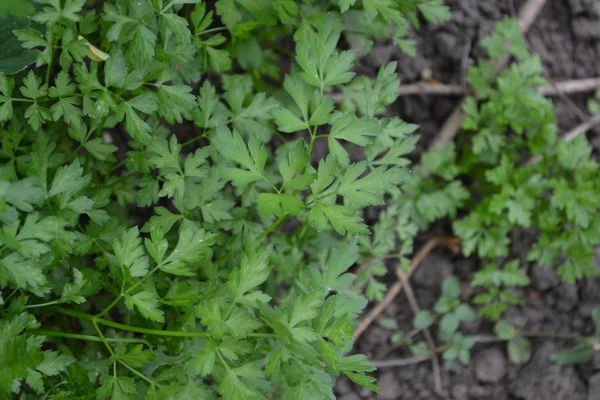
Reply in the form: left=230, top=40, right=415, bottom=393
left=0, top=0, right=455, bottom=397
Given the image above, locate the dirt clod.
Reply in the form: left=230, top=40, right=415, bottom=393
left=588, top=373, right=600, bottom=400
left=530, top=266, right=560, bottom=291
left=510, top=343, right=587, bottom=400
left=474, top=347, right=508, bottom=383
left=346, top=1, right=600, bottom=399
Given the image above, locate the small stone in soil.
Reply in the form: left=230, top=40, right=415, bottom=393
left=530, top=266, right=559, bottom=291
left=434, top=31, right=460, bottom=61
left=572, top=317, right=584, bottom=330
left=474, top=348, right=507, bottom=384
left=567, top=0, right=600, bottom=16
left=365, top=327, right=390, bottom=347
left=451, top=384, right=468, bottom=400
left=588, top=373, right=600, bottom=400
left=368, top=45, right=395, bottom=67
left=469, top=385, right=491, bottom=398
left=376, top=372, right=402, bottom=400
left=339, top=393, right=361, bottom=400
left=592, top=353, right=600, bottom=371
left=523, top=302, right=546, bottom=323
left=335, top=377, right=352, bottom=395
left=556, top=283, right=579, bottom=312
left=505, top=308, right=527, bottom=329
left=412, top=253, right=453, bottom=288
left=510, top=342, right=587, bottom=400
left=572, top=18, right=600, bottom=39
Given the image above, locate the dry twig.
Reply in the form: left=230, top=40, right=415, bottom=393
left=353, top=236, right=459, bottom=340
left=397, top=269, right=443, bottom=395
left=371, top=345, right=448, bottom=369
left=563, top=113, right=600, bottom=143
left=392, top=77, right=600, bottom=97
left=538, top=78, right=600, bottom=96
left=428, top=0, right=548, bottom=151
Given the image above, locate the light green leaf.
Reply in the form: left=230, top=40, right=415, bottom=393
left=113, top=227, right=149, bottom=278
left=507, top=337, right=532, bottom=365
left=124, top=291, right=164, bottom=323
left=551, top=343, right=594, bottom=365
left=257, top=193, right=303, bottom=217
left=36, top=351, right=74, bottom=376
left=308, top=203, right=369, bottom=235
left=441, top=276, right=461, bottom=300
left=124, top=103, right=152, bottom=144
left=330, top=113, right=381, bottom=146
left=413, top=310, right=434, bottom=329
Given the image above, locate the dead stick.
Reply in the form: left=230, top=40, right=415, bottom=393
left=563, top=113, right=600, bottom=142
left=538, top=78, right=600, bottom=95
left=428, top=0, right=548, bottom=151
left=371, top=354, right=430, bottom=369
left=353, top=237, right=442, bottom=340
left=516, top=0, right=547, bottom=36
left=397, top=270, right=443, bottom=395
left=396, top=83, right=466, bottom=96
left=393, top=78, right=600, bottom=97
left=371, top=345, right=448, bottom=369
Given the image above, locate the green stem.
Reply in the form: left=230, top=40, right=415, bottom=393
left=3, top=288, right=19, bottom=305
left=216, top=349, right=231, bottom=371
left=31, top=329, right=152, bottom=347
left=183, top=339, right=188, bottom=363
left=118, top=360, right=161, bottom=389
left=45, top=37, right=55, bottom=84
left=91, top=316, right=161, bottom=390
left=306, top=191, right=337, bottom=207
left=99, top=172, right=139, bottom=189
left=66, top=143, right=84, bottom=162
left=197, top=27, right=228, bottom=36
left=42, top=381, right=67, bottom=400
left=25, top=300, right=61, bottom=309
left=108, top=159, right=127, bottom=174
left=10, top=98, right=35, bottom=103
left=92, top=320, right=115, bottom=356
left=96, top=295, right=123, bottom=318
left=182, top=130, right=206, bottom=147
left=258, top=214, right=287, bottom=239
left=262, top=175, right=281, bottom=193
left=54, top=306, right=274, bottom=338
left=273, top=130, right=287, bottom=144
left=98, top=254, right=170, bottom=318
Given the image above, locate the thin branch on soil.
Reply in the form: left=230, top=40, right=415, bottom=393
left=371, top=345, right=448, bottom=369
left=372, top=329, right=598, bottom=369
left=538, top=75, right=588, bottom=121
left=528, top=113, right=600, bottom=165
left=515, top=0, right=548, bottom=38
left=390, top=77, right=600, bottom=97
left=428, top=0, right=548, bottom=151
left=562, top=113, right=600, bottom=142
left=353, top=236, right=459, bottom=340
left=521, top=28, right=589, bottom=121
left=397, top=269, right=443, bottom=395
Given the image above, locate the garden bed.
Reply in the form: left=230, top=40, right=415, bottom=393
left=339, top=1, right=600, bottom=399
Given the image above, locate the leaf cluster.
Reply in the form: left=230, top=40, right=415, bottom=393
left=382, top=18, right=600, bottom=323
left=0, top=0, right=436, bottom=398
